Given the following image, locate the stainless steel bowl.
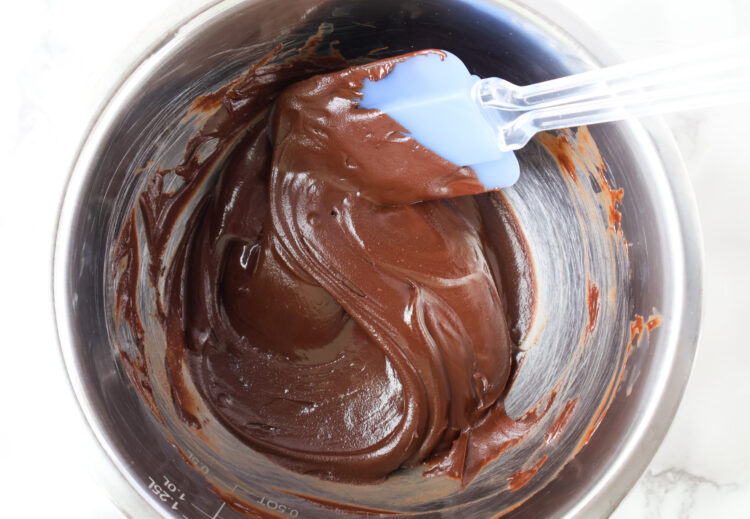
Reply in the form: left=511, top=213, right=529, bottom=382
left=54, top=0, right=703, bottom=517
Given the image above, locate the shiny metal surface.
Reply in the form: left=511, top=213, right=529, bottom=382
left=54, top=0, right=703, bottom=517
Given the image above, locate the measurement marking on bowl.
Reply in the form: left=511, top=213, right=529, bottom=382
left=186, top=449, right=210, bottom=475
left=190, top=484, right=239, bottom=519
left=146, top=475, right=188, bottom=512
left=191, top=501, right=226, bottom=519
left=259, top=495, right=299, bottom=517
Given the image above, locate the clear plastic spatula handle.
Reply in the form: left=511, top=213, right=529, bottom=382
left=474, top=37, right=750, bottom=151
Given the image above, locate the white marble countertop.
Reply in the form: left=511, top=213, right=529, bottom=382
left=2, top=0, right=748, bottom=517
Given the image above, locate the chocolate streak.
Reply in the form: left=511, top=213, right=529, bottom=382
left=116, top=45, right=539, bottom=489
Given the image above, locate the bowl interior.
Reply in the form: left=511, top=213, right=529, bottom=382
left=56, top=0, right=697, bottom=517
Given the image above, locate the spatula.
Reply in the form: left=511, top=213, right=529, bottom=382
left=359, top=39, right=750, bottom=189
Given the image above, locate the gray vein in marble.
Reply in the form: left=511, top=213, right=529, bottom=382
left=636, top=467, right=740, bottom=519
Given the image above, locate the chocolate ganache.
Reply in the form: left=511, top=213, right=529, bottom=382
left=116, top=46, right=537, bottom=488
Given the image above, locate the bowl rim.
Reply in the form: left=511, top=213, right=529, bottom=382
left=52, top=0, right=703, bottom=517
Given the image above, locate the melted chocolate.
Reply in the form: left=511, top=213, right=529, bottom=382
left=116, top=46, right=539, bottom=488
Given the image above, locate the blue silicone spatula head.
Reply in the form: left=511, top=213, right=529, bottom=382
left=359, top=51, right=520, bottom=190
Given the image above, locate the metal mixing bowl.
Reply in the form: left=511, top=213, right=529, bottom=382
left=54, top=0, right=703, bottom=517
